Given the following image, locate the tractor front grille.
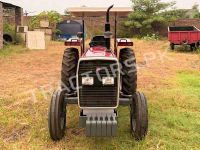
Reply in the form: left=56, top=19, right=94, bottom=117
left=78, top=59, right=119, bottom=107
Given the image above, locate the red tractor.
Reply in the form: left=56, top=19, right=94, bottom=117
left=48, top=5, right=148, bottom=140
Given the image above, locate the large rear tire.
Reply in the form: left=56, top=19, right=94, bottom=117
left=61, top=48, right=79, bottom=94
left=119, top=48, right=137, bottom=95
left=130, top=92, right=148, bottom=141
left=48, top=90, right=66, bottom=141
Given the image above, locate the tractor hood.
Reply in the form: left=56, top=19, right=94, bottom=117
left=82, top=46, right=115, bottom=58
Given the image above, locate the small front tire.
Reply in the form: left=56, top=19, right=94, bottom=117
left=130, top=92, right=148, bottom=141
left=48, top=90, right=66, bottom=141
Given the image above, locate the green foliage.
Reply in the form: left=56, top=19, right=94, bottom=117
left=192, top=3, right=199, bottom=18
left=0, top=45, right=27, bottom=57
left=160, top=9, right=189, bottom=20
left=29, top=11, right=62, bottom=30
left=3, top=23, right=15, bottom=34
left=142, top=33, right=159, bottom=41
left=194, top=13, right=200, bottom=18
left=116, top=21, right=132, bottom=38
left=29, top=16, right=40, bottom=30
left=125, top=0, right=176, bottom=36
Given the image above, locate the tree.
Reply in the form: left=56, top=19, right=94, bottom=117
left=160, top=9, right=189, bottom=20
left=194, top=13, right=200, bottom=18
left=192, top=3, right=199, bottom=14
left=125, top=0, right=176, bottom=36
left=29, top=11, right=62, bottom=30
left=192, top=3, right=200, bottom=18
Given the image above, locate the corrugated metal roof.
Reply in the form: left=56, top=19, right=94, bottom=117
left=67, top=7, right=133, bottom=17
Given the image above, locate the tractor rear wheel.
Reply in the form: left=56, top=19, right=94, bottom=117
left=119, top=48, right=137, bottom=95
left=48, top=90, right=66, bottom=141
left=61, top=48, right=79, bottom=94
left=130, top=92, right=148, bottom=141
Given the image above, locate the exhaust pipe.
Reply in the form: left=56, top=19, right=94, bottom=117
left=105, top=5, right=114, bottom=50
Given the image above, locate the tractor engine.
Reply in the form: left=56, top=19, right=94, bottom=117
left=77, top=57, right=119, bottom=136
left=78, top=59, right=119, bottom=108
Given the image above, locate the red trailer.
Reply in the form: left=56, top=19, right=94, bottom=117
left=168, top=26, right=200, bottom=50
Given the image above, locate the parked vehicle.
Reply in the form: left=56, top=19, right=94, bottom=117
left=56, top=20, right=84, bottom=40
left=48, top=5, right=148, bottom=140
left=168, top=26, right=200, bottom=50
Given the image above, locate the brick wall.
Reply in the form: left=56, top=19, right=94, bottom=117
left=3, top=8, right=15, bottom=25
left=3, top=3, right=23, bottom=26
left=15, top=7, right=23, bottom=26
left=0, top=2, right=3, bottom=49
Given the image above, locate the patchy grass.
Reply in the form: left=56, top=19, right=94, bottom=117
left=145, top=71, right=200, bottom=149
left=0, top=45, right=28, bottom=57
left=1, top=71, right=200, bottom=149
left=0, top=40, right=200, bottom=149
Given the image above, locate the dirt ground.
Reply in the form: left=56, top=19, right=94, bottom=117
left=0, top=39, right=200, bottom=149
left=0, top=40, right=199, bottom=99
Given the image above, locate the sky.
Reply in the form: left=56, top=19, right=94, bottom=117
left=1, top=0, right=200, bottom=15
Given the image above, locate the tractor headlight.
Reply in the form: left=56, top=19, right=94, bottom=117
left=102, top=77, right=114, bottom=85
left=82, top=77, right=94, bottom=85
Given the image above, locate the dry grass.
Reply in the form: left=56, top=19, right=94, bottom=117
left=0, top=40, right=200, bottom=149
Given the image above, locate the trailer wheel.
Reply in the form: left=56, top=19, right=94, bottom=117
left=196, top=42, right=199, bottom=49
left=130, top=92, right=148, bottom=141
left=170, top=43, right=174, bottom=50
left=61, top=48, right=79, bottom=93
left=48, top=90, right=66, bottom=141
left=119, top=48, right=137, bottom=95
left=190, top=44, right=196, bottom=51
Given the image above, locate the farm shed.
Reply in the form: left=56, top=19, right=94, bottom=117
left=0, top=1, right=23, bottom=49
left=65, top=7, right=132, bottom=37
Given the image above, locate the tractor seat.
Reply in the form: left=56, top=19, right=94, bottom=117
left=89, top=36, right=106, bottom=47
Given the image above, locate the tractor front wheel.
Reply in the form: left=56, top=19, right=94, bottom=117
left=130, top=92, right=148, bottom=141
left=48, top=90, right=66, bottom=141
